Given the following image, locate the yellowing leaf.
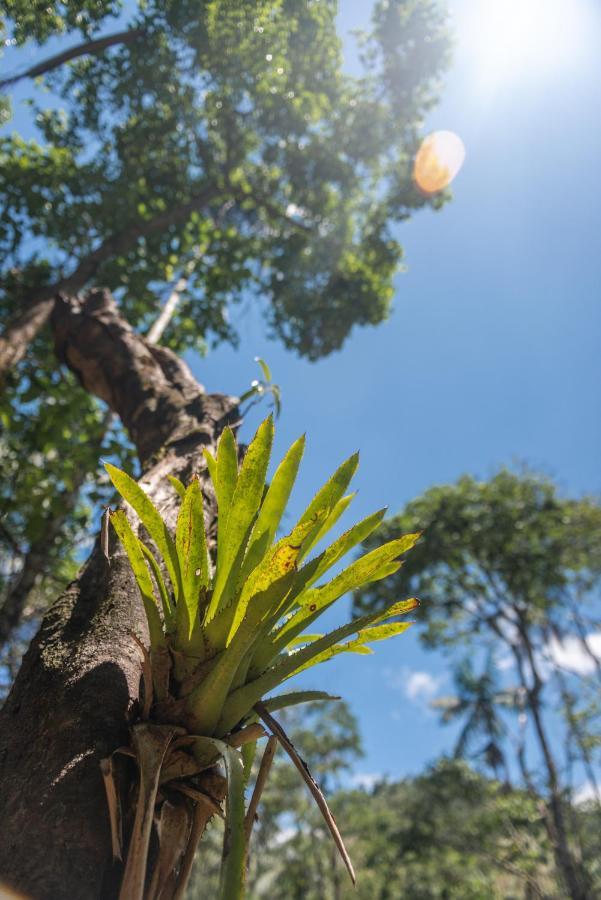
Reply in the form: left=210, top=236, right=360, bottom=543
left=230, top=518, right=315, bottom=637
left=294, top=453, right=359, bottom=556
left=240, top=434, right=305, bottom=580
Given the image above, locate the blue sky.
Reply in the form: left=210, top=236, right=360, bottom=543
left=4, top=0, right=601, bottom=786
left=190, top=0, right=601, bottom=782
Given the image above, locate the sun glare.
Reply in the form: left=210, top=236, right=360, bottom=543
left=457, top=0, right=591, bottom=89
left=413, top=131, right=466, bottom=194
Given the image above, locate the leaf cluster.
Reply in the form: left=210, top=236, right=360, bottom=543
left=107, top=416, right=420, bottom=739
left=1, top=0, right=452, bottom=359
left=353, top=469, right=601, bottom=644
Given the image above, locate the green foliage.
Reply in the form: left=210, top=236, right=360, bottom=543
left=188, top=704, right=565, bottom=900
left=107, top=418, right=418, bottom=893
left=0, top=0, right=452, bottom=668
left=353, top=469, right=601, bottom=892
left=0, top=0, right=122, bottom=45
left=326, top=761, right=557, bottom=900
left=1, top=0, right=451, bottom=359
left=354, top=469, right=601, bottom=632
left=107, top=417, right=418, bottom=739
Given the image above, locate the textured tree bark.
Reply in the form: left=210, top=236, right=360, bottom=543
left=0, top=288, right=238, bottom=899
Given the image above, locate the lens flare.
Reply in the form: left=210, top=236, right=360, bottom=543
left=413, top=131, right=466, bottom=194
left=457, top=0, right=593, bottom=90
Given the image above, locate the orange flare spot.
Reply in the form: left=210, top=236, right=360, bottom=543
left=413, top=130, right=466, bottom=194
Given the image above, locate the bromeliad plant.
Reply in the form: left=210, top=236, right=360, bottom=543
left=104, top=416, right=420, bottom=899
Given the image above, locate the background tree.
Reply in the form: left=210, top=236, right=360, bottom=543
left=431, top=654, right=512, bottom=784
left=188, top=703, right=565, bottom=899
left=354, top=469, right=601, bottom=899
left=0, top=0, right=451, bottom=679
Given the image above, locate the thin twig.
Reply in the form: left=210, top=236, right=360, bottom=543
left=146, top=249, right=206, bottom=346
left=255, top=703, right=356, bottom=885
left=146, top=274, right=189, bottom=346
left=244, top=734, right=278, bottom=843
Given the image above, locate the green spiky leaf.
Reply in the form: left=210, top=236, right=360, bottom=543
left=240, top=434, right=305, bottom=581
left=139, top=540, right=174, bottom=627
left=209, top=417, right=274, bottom=617
left=295, top=452, right=359, bottom=555
left=216, top=597, right=419, bottom=735
left=109, top=510, right=165, bottom=651
left=167, top=475, right=186, bottom=499
left=261, top=690, right=340, bottom=713
left=175, top=477, right=209, bottom=640
left=105, top=463, right=181, bottom=599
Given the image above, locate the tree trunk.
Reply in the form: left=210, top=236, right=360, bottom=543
left=0, top=288, right=238, bottom=899
left=516, top=617, right=590, bottom=900
left=0, top=296, right=56, bottom=380
left=0, top=273, right=185, bottom=656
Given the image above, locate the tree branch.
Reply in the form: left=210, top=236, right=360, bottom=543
left=244, top=734, right=278, bottom=843
left=145, top=249, right=204, bottom=347
left=0, top=184, right=218, bottom=381
left=0, top=28, right=144, bottom=89
left=51, top=287, right=233, bottom=463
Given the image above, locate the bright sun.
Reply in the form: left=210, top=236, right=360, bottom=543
left=410, top=0, right=595, bottom=194
left=457, top=0, right=591, bottom=89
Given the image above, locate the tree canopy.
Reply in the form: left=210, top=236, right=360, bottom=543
left=0, top=0, right=452, bottom=666
left=1, top=0, right=451, bottom=359
left=354, top=469, right=601, bottom=897
left=188, top=701, right=579, bottom=899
